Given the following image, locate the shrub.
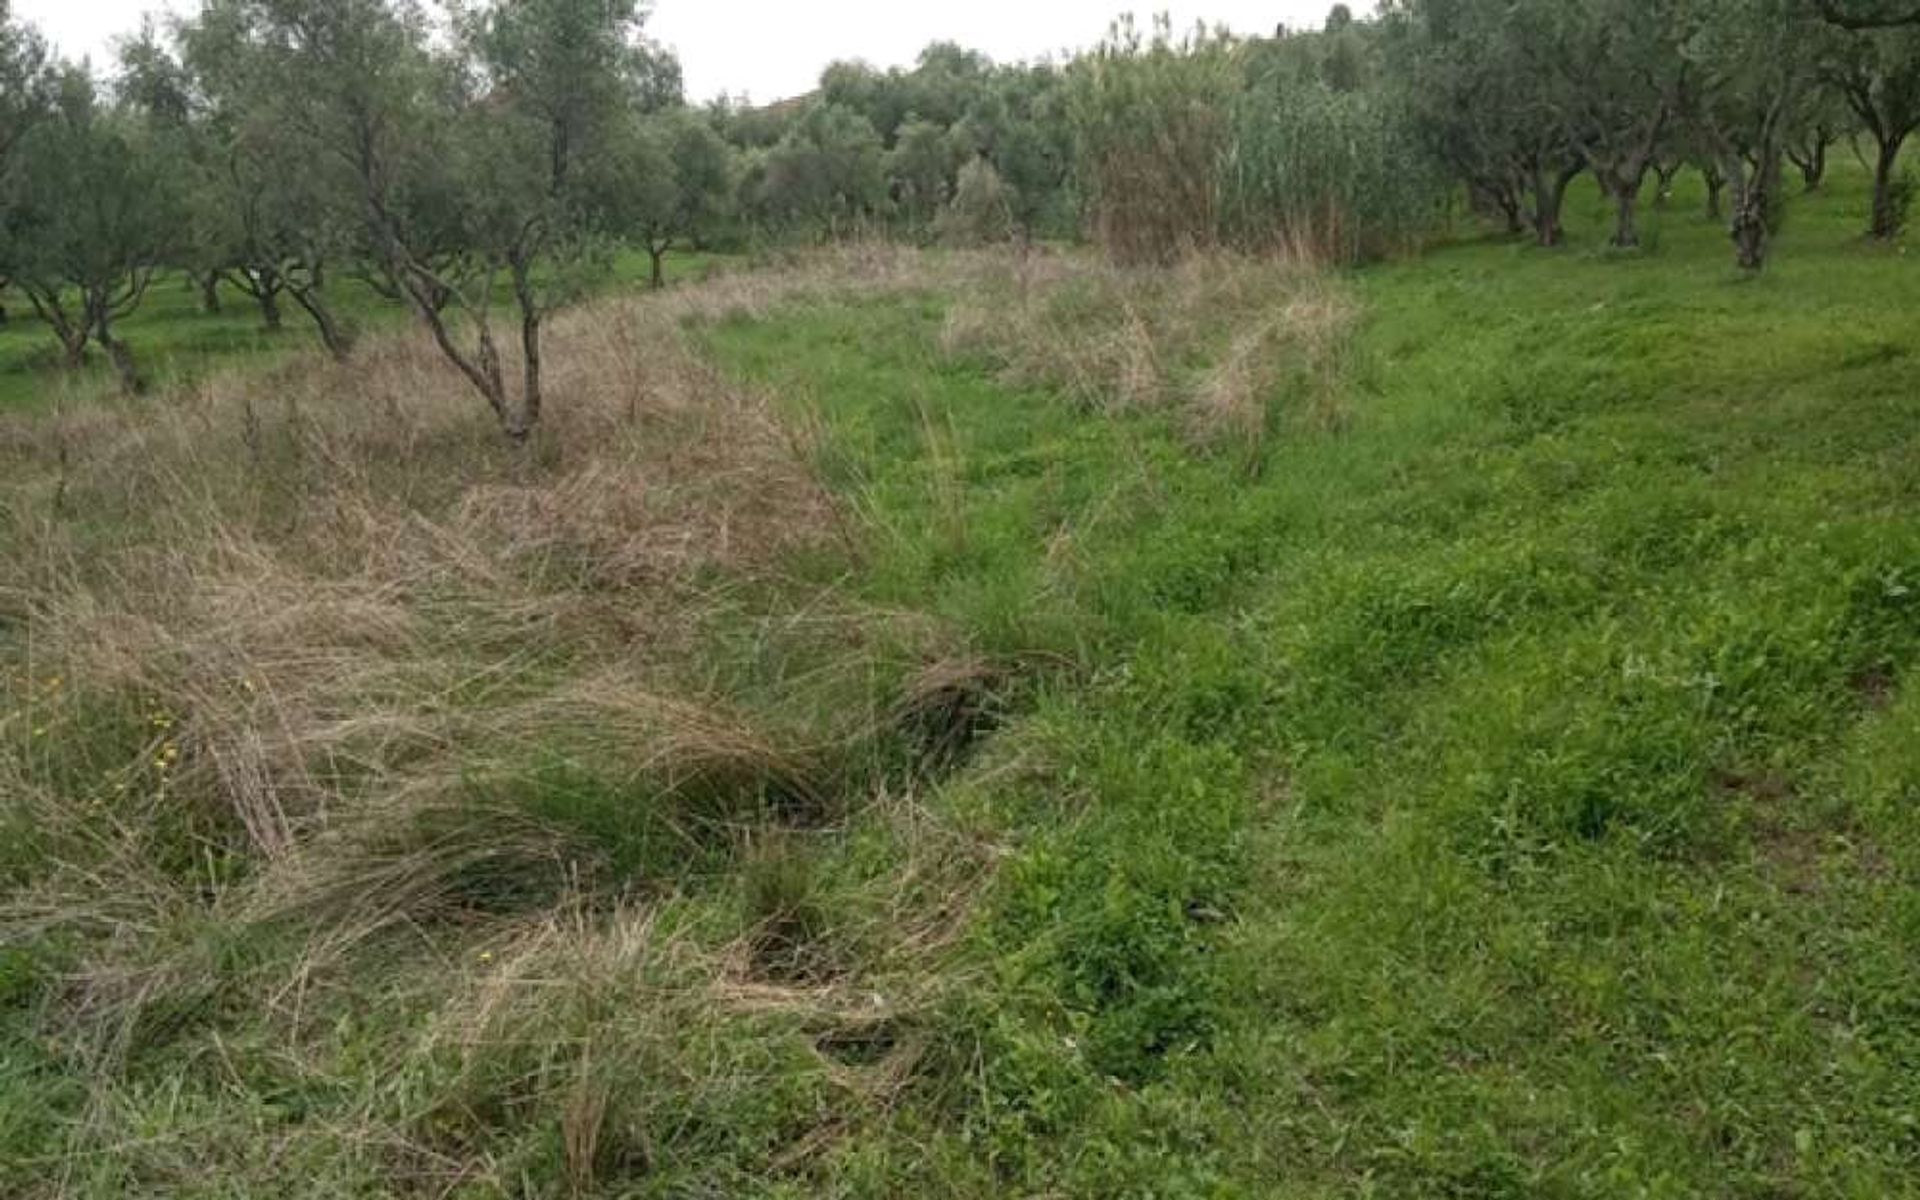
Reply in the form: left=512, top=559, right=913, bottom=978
left=938, top=158, right=1018, bottom=245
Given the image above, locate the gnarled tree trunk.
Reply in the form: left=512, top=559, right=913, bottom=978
left=511, top=255, right=542, bottom=440
left=1612, top=183, right=1642, bottom=248
left=93, top=303, right=141, bottom=395
left=23, top=285, right=89, bottom=369
left=1724, top=150, right=1782, bottom=271
left=1870, top=132, right=1909, bottom=238
left=288, top=282, right=353, bottom=362
left=1703, top=164, right=1726, bottom=219
left=1528, top=161, right=1582, bottom=248
left=1592, top=159, right=1654, bottom=249
left=1471, top=177, right=1526, bottom=233
left=1788, top=138, right=1829, bottom=191
left=257, top=283, right=283, bottom=332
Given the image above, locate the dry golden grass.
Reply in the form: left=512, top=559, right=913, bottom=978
left=3, top=302, right=835, bottom=902
left=939, top=248, right=1354, bottom=445
left=0, top=252, right=1018, bottom=1193
left=0, top=243, right=1322, bottom=1191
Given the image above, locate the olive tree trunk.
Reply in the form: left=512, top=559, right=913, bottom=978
left=22, top=285, right=89, bottom=368
left=1528, top=162, right=1583, bottom=247
left=1471, top=179, right=1526, bottom=234
left=511, top=255, right=543, bottom=438
left=288, top=282, right=354, bottom=362
left=1870, top=132, right=1909, bottom=238
left=60, top=330, right=87, bottom=369
left=1612, top=183, right=1642, bottom=248
left=1724, top=150, right=1783, bottom=271
left=257, top=283, right=283, bottom=332
left=1788, top=138, right=1829, bottom=191
left=93, top=302, right=141, bottom=395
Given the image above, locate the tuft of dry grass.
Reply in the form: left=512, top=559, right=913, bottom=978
left=0, top=252, right=1018, bottom=1193
left=939, top=248, right=1355, bottom=446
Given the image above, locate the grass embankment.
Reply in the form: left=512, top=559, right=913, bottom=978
left=3, top=170, right=1918, bottom=1197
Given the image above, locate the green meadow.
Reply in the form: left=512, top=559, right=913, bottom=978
left=3, top=166, right=1918, bottom=1198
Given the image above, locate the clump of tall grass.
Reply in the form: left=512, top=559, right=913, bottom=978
left=940, top=249, right=1356, bottom=447
left=1223, top=82, right=1441, bottom=263
left=1065, top=17, right=1441, bottom=265
left=0, top=258, right=1015, bottom=1193
left=1066, top=16, right=1239, bottom=266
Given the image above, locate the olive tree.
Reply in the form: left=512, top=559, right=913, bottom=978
left=5, top=67, right=182, bottom=390
left=1823, top=20, right=1920, bottom=236
left=231, top=0, right=673, bottom=441
left=948, top=64, right=1073, bottom=241
left=0, top=1, right=48, bottom=172
left=436, top=0, right=683, bottom=436
left=1784, top=86, right=1852, bottom=190
left=936, top=156, right=1016, bottom=244
left=1383, top=2, right=1529, bottom=234
left=886, top=116, right=959, bottom=230
left=0, top=2, right=53, bottom=310
left=1684, top=0, right=1826, bottom=269
left=754, top=104, right=888, bottom=238
left=1562, top=0, right=1693, bottom=248
left=114, top=20, right=227, bottom=314
left=168, top=3, right=357, bottom=355
left=616, top=109, right=735, bottom=288
left=1383, top=0, right=1588, bottom=247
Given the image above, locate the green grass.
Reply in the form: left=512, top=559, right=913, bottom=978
left=3, top=166, right=1918, bottom=1197
left=694, top=169, right=1920, bottom=1195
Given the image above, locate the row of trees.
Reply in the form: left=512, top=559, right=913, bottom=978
left=1060, top=0, right=1918, bottom=269
left=707, top=45, right=1075, bottom=243
left=0, top=1, right=1084, bottom=420
left=0, top=0, right=1913, bottom=435
left=1383, top=0, right=1920, bottom=265
left=0, top=0, right=732, bottom=427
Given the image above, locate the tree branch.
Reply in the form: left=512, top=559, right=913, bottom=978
left=1818, top=0, right=1920, bottom=28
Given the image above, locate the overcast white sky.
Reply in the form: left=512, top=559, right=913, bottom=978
left=17, top=1, right=1337, bottom=103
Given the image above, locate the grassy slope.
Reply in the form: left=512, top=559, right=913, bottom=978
left=703, top=171, right=1920, bottom=1196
